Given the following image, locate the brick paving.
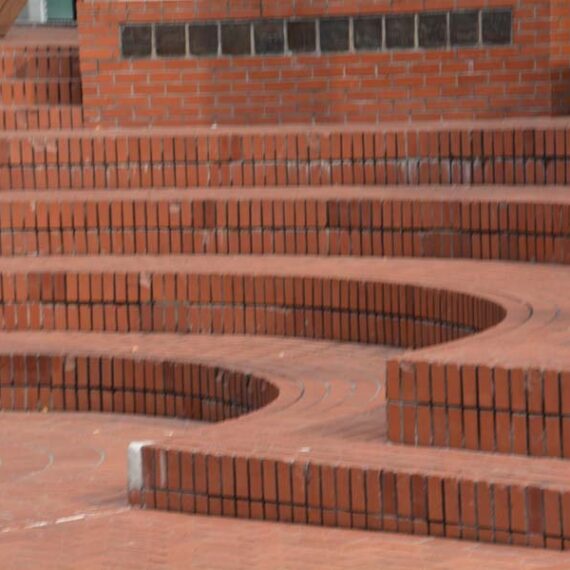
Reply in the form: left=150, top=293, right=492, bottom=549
left=2, top=382, right=570, bottom=568
left=0, top=230, right=569, bottom=560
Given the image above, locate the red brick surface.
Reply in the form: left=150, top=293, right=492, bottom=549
left=0, top=253, right=569, bottom=550
left=0, top=186, right=567, bottom=262
left=0, top=27, right=82, bottom=130
left=1, top=23, right=570, bottom=567
left=4, top=409, right=570, bottom=568
left=1, top=119, right=570, bottom=189
left=77, top=0, right=570, bottom=126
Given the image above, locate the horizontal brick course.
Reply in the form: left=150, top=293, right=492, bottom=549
left=134, top=447, right=570, bottom=549
left=387, top=361, right=570, bottom=458
left=0, top=353, right=276, bottom=421
left=0, top=188, right=568, bottom=264
left=1, top=120, right=570, bottom=189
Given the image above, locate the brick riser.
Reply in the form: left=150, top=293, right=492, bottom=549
left=0, top=105, right=84, bottom=130
left=1, top=79, right=82, bottom=106
left=0, top=43, right=82, bottom=130
left=0, top=270, right=502, bottom=349
left=387, top=361, right=570, bottom=458
left=131, top=447, right=568, bottom=551
left=1, top=123, right=570, bottom=189
left=0, top=44, right=78, bottom=72
left=0, top=353, right=277, bottom=422
left=0, top=191, right=567, bottom=263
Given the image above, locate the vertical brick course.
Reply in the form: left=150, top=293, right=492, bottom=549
left=1, top=122, right=569, bottom=189
left=0, top=352, right=277, bottom=420
left=134, top=447, right=570, bottom=551
left=387, top=361, right=570, bottom=459
left=0, top=191, right=567, bottom=263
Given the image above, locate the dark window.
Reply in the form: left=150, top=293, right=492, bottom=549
left=353, top=18, right=383, bottom=51
left=189, top=24, right=219, bottom=56
left=385, top=15, right=415, bottom=49
left=254, top=21, right=285, bottom=54
left=319, top=18, right=349, bottom=53
left=419, top=13, right=447, bottom=48
left=121, top=25, right=152, bottom=58
left=221, top=23, right=251, bottom=56
left=287, top=21, right=317, bottom=53
left=482, top=10, right=512, bottom=45
left=155, top=24, right=186, bottom=57
left=450, top=11, right=479, bottom=46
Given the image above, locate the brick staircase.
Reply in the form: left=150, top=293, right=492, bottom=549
left=1, top=26, right=570, bottom=565
left=0, top=26, right=82, bottom=131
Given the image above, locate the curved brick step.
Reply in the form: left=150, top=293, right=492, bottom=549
left=2, top=329, right=570, bottom=551
left=0, top=332, right=391, bottom=428
left=0, top=255, right=508, bottom=348
left=0, top=404, right=569, bottom=570
left=0, top=254, right=568, bottom=460
left=1, top=118, right=570, bottom=190
left=0, top=333, right=280, bottom=422
left=0, top=237, right=566, bottom=549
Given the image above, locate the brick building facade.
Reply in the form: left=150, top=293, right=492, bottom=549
left=77, top=0, right=570, bottom=127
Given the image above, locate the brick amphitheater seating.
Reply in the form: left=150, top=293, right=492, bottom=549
left=2, top=25, right=570, bottom=558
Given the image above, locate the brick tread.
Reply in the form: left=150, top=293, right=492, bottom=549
left=0, top=25, right=78, bottom=47
left=3, top=116, right=570, bottom=137
left=0, top=185, right=568, bottom=203
left=0, top=330, right=569, bottom=489
left=3, top=413, right=570, bottom=569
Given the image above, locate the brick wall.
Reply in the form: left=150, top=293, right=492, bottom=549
left=77, top=0, right=570, bottom=127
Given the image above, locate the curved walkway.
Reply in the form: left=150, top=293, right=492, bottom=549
left=0, top=253, right=569, bottom=554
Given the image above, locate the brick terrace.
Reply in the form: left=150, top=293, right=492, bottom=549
left=0, top=12, right=570, bottom=569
